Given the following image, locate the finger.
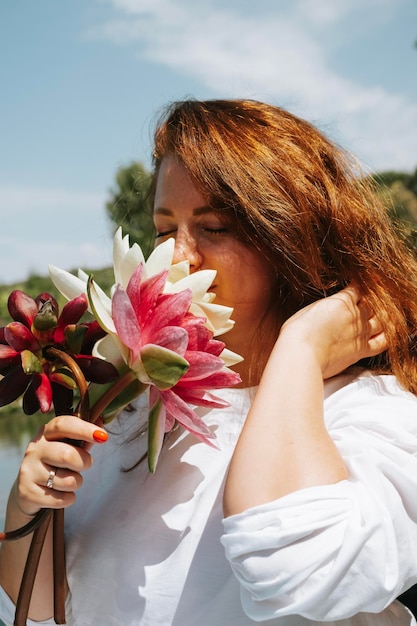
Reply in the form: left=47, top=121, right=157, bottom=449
left=41, top=466, right=83, bottom=494
left=368, top=331, right=388, bottom=355
left=42, top=414, right=108, bottom=447
left=16, top=463, right=79, bottom=513
left=368, top=315, right=384, bottom=337
left=26, top=437, right=93, bottom=471
left=342, top=280, right=362, bottom=304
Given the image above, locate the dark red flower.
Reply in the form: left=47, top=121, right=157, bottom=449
left=0, top=290, right=117, bottom=414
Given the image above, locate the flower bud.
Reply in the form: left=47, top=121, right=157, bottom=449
left=59, top=294, right=88, bottom=326
left=5, top=322, right=40, bottom=353
left=7, top=291, right=38, bottom=327
left=33, top=299, right=59, bottom=331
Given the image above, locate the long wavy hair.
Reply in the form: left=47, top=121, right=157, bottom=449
left=150, top=98, right=417, bottom=394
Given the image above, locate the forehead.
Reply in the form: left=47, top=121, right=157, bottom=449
left=154, top=156, right=208, bottom=209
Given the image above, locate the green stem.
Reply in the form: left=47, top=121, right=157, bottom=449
left=89, top=370, right=142, bottom=424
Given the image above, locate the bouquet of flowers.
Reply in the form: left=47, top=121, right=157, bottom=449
left=0, top=228, right=242, bottom=625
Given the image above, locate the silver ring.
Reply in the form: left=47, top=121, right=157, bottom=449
left=46, top=468, right=56, bottom=489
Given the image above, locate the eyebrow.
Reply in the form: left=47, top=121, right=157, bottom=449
left=153, top=206, right=215, bottom=217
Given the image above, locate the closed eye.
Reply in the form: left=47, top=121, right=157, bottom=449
left=203, top=227, right=228, bottom=235
left=155, top=229, right=177, bottom=239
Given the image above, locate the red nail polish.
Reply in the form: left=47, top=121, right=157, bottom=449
left=93, top=430, right=108, bottom=443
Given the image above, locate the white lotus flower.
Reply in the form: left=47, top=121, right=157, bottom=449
left=49, top=228, right=242, bottom=367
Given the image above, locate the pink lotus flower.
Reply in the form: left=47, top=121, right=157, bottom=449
left=93, top=263, right=241, bottom=471
left=49, top=228, right=243, bottom=471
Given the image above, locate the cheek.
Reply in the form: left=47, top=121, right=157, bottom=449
left=226, top=250, right=275, bottom=303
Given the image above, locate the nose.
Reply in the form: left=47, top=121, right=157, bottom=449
left=172, top=232, right=203, bottom=271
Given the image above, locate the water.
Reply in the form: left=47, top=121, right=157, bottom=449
left=0, top=443, right=25, bottom=529
left=0, top=411, right=44, bottom=529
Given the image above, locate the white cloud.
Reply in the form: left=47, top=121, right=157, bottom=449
left=85, top=0, right=417, bottom=172
left=0, top=186, right=113, bottom=284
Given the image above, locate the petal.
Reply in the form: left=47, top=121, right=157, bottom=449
left=179, top=316, right=216, bottom=352
left=0, top=344, right=21, bottom=373
left=166, top=269, right=216, bottom=302
left=51, top=382, right=74, bottom=416
left=189, top=301, right=235, bottom=336
left=58, top=294, right=88, bottom=327
left=35, top=293, right=59, bottom=316
left=0, top=367, right=30, bottom=407
left=113, top=228, right=146, bottom=287
left=87, top=276, right=115, bottom=334
left=92, top=334, right=127, bottom=367
left=33, top=372, right=53, bottom=413
left=7, top=291, right=38, bottom=327
left=142, top=290, right=192, bottom=342
left=168, top=260, right=189, bottom=283
left=124, top=264, right=144, bottom=322
left=22, top=381, right=42, bottom=415
left=219, top=347, right=244, bottom=367
left=150, top=326, right=189, bottom=355
left=147, top=387, right=166, bottom=473
left=49, top=265, right=87, bottom=301
left=173, top=388, right=230, bottom=409
left=180, top=351, right=225, bottom=382
left=112, top=285, right=141, bottom=363
left=177, top=367, right=241, bottom=390
left=21, top=350, right=43, bottom=374
left=62, top=324, right=88, bottom=354
left=81, top=320, right=106, bottom=354
left=49, top=369, right=78, bottom=390
left=133, top=270, right=168, bottom=329
left=134, top=269, right=169, bottom=329
left=5, top=322, right=40, bottom=352
left=78, top=268, right=89, bottom=281
left=74, top=355, right=119, bottom=384
left=145, top=238, right=175, bottom=276
left=161, top=389, right=217, bottom=446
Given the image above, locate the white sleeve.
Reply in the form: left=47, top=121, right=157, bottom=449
left=0, top=585, right=72, bottom=626
left=221, top=375, right=417, bottom=622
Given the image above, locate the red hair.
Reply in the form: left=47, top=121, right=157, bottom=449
left=151, top=99, right=417, bottom=393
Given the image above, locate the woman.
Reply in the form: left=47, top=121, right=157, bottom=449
left=1, top=99, right=417, bottom=625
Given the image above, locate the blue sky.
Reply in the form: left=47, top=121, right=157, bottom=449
left=1, top=0, right=416, bottom=284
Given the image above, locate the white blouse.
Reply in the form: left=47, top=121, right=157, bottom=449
left=1, top=370, right=417, bottom=625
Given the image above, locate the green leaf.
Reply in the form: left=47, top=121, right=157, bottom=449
left=89, top=376, right=147, bottom=423
left=147, top=396, right=165, bottom=473
left=141, top=344, right=189, bottom=390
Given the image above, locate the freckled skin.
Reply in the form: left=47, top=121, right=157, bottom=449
left=153, top=156, right=276, bottom=357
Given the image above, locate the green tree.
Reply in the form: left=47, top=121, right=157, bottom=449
left=372, top=168, right=417, bottom=249
left=106, top=162, right=155, bottom=258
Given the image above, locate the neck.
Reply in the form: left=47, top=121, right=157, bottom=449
left=224, top=323, right=279, bottom=388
